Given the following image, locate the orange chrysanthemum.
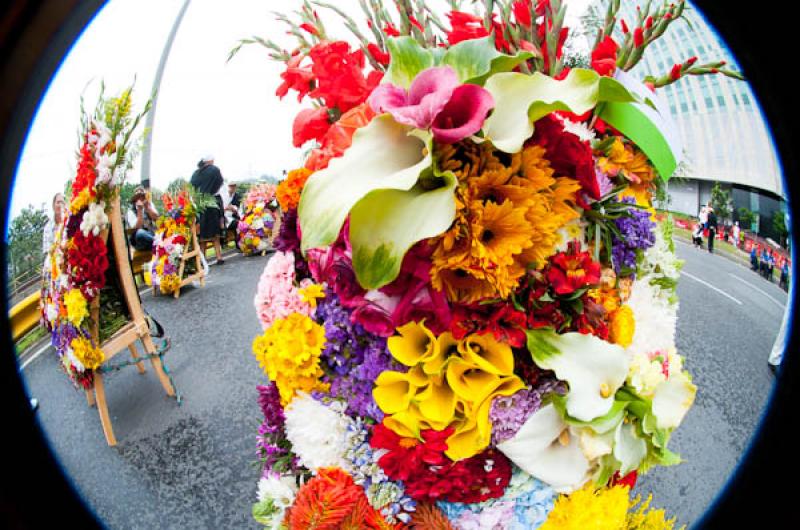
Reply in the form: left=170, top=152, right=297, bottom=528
left=431, top=140, right=580, bottom=303
left=277, top=167, right=313, bottom=211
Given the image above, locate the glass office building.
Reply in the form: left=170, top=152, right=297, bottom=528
left=586, top=1, right=786, bottom=240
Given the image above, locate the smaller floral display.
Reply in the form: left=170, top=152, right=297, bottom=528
left=238, top=183, right=278, bottom=255
left=149, top=188, right=197, bottom=294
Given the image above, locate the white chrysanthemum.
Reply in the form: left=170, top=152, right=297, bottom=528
left=284, top=393, right=348, bottom=471
left=255, top=473, right=297, bottom=530
left=626, top=276, right=677, bottom=357
left=80, top=201, right=109, bottom=237
left=561, top=117, right=596, bottom=142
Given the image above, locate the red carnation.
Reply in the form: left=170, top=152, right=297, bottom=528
left=591, top=35, right=618, bottom=76
left=547, top=241, right=602, bottom=295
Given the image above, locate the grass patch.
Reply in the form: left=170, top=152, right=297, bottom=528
left=15, top=325, right=48, bottom=357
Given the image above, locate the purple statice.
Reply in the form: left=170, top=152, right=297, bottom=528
left=314, top=290, right=405, bottom=422
left=490, top=377, right=566, bottom=445
left=255, top=383, right=302, bottom=475
left=610, top=196, right=656, bottom=276
left=273, top=208, right=309, bottom=279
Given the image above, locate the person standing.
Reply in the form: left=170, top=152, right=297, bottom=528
left=732, top=221, right=740, bottom=249
left=190, top=154, right=225, bottom=265
left=706, top=206, right=717, bottom=253
left=222, top=181, right=242, bottom=248
left=42, top=192, right=66, bottom=255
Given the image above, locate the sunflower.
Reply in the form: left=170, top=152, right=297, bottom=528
left=431, top=140, right=579, bottom=303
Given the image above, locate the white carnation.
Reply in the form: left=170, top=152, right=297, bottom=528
left=626, top=276, right=677, bottom=358
left=561, top=117, right=596, bottom=142
left=284, top=393, right=348, bottom=471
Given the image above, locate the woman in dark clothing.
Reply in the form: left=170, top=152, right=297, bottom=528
left=190, top=155, right=225, bottom=264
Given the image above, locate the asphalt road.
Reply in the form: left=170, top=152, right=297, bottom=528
left=17, top=241, right=789, bottom=529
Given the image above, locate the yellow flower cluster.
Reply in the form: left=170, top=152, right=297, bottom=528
left=540, top=483, right=630, bottom=530
left=609, top=305, right=635, bottom=348
left=596, top=137, right=656, bottom=213
left=159, top=273, right=181, bottom=294
left=252, top=312, right=329, bottom=405
left=70, top=188, right=93, bottom=214
left=297, top=283, right=325, bottom=309
left=64, top=288, right=89, bottom=327
left=626, top=494, right=684, bottom=530
left=70, top=336, right=104, bottom=371
left=373, top=320, right=524, bottom=461
left=431, top=140, right=580, bottom=303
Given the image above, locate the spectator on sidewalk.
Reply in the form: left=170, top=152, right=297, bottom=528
left=692, top=220, right=704, bottom=248
left=706, top=206, right=718, bottom=253
left=779, top=260, right=789, bottom=291
left=125, top=186, right=159, bottom=251
left=750, top=246, right=759, bottom=272
left=42, top=192, right=66, bottom=256
left=732, top=221, right=740, bottom=249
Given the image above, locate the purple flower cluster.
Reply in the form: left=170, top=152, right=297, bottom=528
left=611, top=197, right=656, bottom=275
left=273, top=208, right=309, bottom=279
left=490, top=377, right=565, bottom=445
left=314, top=290, right=405, bottom=421
left=255, top=383, right=302, bottom=474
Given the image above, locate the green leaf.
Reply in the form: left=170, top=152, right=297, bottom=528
left=440, top=35, right=534, bottom=85
left=349, top=168, right=457, bottom=289
left=482, top=68, right=637, bottom=153
left=385, top=37, right=435, bottom=88
left=298, top=114, right=432, bottom=254
left=555, top=395, right=628, bottom=434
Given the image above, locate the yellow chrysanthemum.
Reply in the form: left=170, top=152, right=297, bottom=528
left=374, top=322, right=523, bottom=460
left=609, top=304, right=635, bottom=348
left=431, top=141, right=579, bottom=304
left=64, top=288, right=89, bottom=327
left=70, top=336, right=104, bottom=371
left=625, top=494, right=685, bottom=530
left=160, top=273, right=181, bottom=294
left=298, top=283, right=326, bottom=308
left=252, top=312, right=328, bottom=405
left=540, top=483, right=630, bottom=530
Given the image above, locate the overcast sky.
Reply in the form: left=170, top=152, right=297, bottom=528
left=7, top=0, right=592, bottom=222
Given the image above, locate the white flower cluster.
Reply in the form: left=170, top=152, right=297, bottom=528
left=80, top=201, right=109, bottom=237
left=625, top=277, right=677, bottom=358
left=90, top=123, right=125, bottom=187
left=284, top=393, right=349, bottom=471
left=254, top=473, right=297, bottom=530
left=639, top=221, right=683, bottom=304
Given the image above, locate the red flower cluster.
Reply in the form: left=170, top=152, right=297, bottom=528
left=521, top=244, right=608, bottom=339
left=309, top=41, right=383, bottom=114
left=73, top=137, right=98, bottom=202
left=547, top=241, right=601, bottom=295
left=370, top=423, right=512, bottom=504
left=447, top=11, right=510, bottom=53
left=287, top=467, right=401, bottom=530
left=276, top=53, right=315, bottom=102
left=450, top=301, right=526, bottom=348
left=591, top=35, right=619, bottom=76
left=532, top=115, right=599, bottom=206
left=67, top=231, right=109, bottom=300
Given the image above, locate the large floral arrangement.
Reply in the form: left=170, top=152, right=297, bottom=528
left=40, top=86, right=150, bottom=388
left=149, top=188, right=197, bottom=294
left=239, top=1, right=740, bottom=527
left=238, top=183, right=278, bottom=255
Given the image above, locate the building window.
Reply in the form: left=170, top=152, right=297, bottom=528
left=733, top=93, right=739, bottom=106
left=741, top=92, right=751, bottom=106
left=717, top=95, right=725, bottom=107
left=680, top=102, right=688, bottom=113
left=691, top=100, right=698, bottom=111
left=705, top=96, right=713, bottom=108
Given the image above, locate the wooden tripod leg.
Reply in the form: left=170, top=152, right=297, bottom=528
left=142, top=334, right=175, bottom=397
left=93, top=372, right=117, bottom=446
left=86, top=388, right=96, bottom=407
left=128, top=343, right=146, bottom=374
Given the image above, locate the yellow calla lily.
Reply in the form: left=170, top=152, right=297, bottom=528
left=457, top=333, right=515, bottom=375
left=373, top=371, right=416, bottom=414
left=423, top=331, right=457, bottom=375
left=383, top=405, right=426, bottom=439
left=416, top=374, right=458, bottom=427
left=387, top=320, right=438, bottom=367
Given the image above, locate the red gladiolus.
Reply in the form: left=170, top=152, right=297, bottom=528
left=305, top=103, right=375, bottom=171
left=634, top=27, right=644, bottom=47
left=367, top=42, right=390, bottom=66
left=670, top=63, right=682, bottom=80
left=547, top=241, right=602, bottom=295
left=620, top=19, right=629, bottom=33
left=645, top=16, right=654, bottom=29
left=299, top=22, right=318, bottom=35
left=275, top=53, right=314, bottom=102
left=292, top=106, right=331, bottom=147
left=383, top=22, right=401, bottom=37
left=512, top=0, right=533, bottom=28
left=308, top=41, right=383, bottom=113
left=591, top=35, right=619, bottom=76
left=447, top=11, right=489, bottom=45
left=408, top=15, right=424, bottom=33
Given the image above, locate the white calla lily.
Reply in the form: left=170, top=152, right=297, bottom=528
left=527, top=329, right=630, bottom=422
left=614, top=420, right=647, bottom=475
left=497, top=404, right=591, bottom=493
left=652, top=372, right=696, bottom=429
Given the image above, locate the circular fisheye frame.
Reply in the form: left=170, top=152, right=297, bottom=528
left=1, top=1, right=796, bottom=528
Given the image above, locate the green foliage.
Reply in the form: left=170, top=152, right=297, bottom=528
left=710, top=182, right=731, bottom=221
left=772, top=210, right=788, bottom=237
left=6, top=204, right=49, bottom=285
left=737, top=207, right=757, bottom=230
left=166, top=178, right=217, bottom=215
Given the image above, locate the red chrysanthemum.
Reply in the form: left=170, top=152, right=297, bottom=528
left=547, top=241, right=602, bottom=295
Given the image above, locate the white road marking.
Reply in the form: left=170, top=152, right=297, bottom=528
left=20, top=341, right=52, bottom=371
left=681, top=270, right=743, bottom=305
left=727, top=273, right=786, bottom=309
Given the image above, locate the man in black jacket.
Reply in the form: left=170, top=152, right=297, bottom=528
left=706, top=206, right=718, bottom=253
left=190, top=154, right=225, bottom=264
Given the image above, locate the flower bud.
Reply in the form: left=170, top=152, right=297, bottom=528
left=634, top=27, right=644, bottom=47
left=670, top=63, right=682, bottom=80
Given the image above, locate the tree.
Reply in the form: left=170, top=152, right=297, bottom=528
left=710, top=182, right=732, bottom=223
left=772, top=210, right=789, bottom=247
left=6, top=204, right=49, bottom=290
left=737, top=207, right=757, bottom=231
